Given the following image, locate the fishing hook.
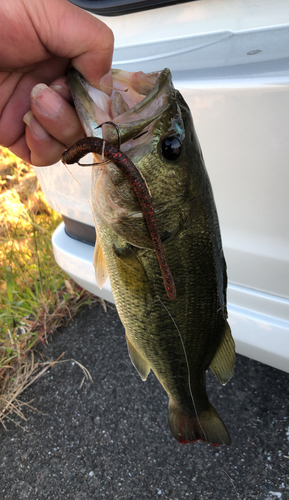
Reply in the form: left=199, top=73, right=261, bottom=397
left=76, top=121, right=121, bottom=167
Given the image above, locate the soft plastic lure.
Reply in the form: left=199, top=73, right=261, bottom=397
left=62, top=137, right=177, bottom=301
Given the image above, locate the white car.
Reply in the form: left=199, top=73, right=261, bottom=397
left=34, top=0, right=289, bottom=372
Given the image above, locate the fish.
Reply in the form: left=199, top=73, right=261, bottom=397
left=63, top=67, right=235, bottom=446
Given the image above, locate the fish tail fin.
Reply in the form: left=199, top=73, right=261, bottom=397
left=168, top=400, right=231, bottom=446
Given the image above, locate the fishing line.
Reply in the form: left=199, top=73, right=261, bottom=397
left=158, top=297, right=207, bottom=442
left=63, top=163, right=93, bottom=215
left=218, top=466, right=242, bottom=500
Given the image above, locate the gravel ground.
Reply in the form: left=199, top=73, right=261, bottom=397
left=0, top=302, right=288, bottom=500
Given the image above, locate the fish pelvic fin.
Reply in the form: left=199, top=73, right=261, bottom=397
left=125, top=333, right=151, bottom=381
left=93, top=239, right=109, bottom=289
left=168, top=400, right=231, bottom=447
left=210, top=321, right=235, bottom=385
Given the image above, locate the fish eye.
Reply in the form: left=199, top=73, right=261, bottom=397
left=161, top=136, right=182, bottom=161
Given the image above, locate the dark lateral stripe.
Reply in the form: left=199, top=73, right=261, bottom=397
left=62, top=216, right=96, bottom=246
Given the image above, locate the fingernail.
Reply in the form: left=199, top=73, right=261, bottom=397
left=50, top=81, right=69, bottom=92
left=23, top=111, right=49, bottom=139
left=99, top=71, right=113, bottom=96
left=50, top=81, right=71, bottom=101
left=31, top=83, right=62, bottom=116
left=50, top=84, right=65, bottom=92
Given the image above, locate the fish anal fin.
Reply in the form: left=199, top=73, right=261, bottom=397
left=93, top=239, right=108, bottom=289
left=210, top=321, right=235, bottom=386
left=168, top=400, right=231, bottom=446
left=126, top=333, right=150, bottom=381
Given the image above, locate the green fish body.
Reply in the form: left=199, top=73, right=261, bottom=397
left=67, top=68, right=235, bottom=446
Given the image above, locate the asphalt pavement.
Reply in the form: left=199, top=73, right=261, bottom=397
left=0, top=301, right=288, bottom=500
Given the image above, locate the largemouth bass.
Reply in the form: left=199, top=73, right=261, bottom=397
left=63, top=68, right=235, bottom=446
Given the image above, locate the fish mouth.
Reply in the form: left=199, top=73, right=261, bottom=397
left=68, top=67, right=174, bottom=145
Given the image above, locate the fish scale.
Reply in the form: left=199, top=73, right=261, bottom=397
left=63, top=67, right=235, bottom=446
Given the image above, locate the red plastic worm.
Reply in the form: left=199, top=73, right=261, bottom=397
left=62, top=137, right=177, bottom=301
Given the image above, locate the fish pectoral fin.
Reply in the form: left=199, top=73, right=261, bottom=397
left=113, top=244, right=151, bottom=296
left=209, top=321, right=235, bottom=386
left=168, top=400, right=231, bottom=446
left=112, top=243, right=146, bottom=272
left=93, top=239, right=109, bottom=289
left=125, top=333, right=151, bottom=381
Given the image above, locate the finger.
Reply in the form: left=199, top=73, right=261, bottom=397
left=24, top=112, right=66, bottom=166
left=8, top=115, right=65, bottom=166
left=29, top=83, right=84, bottom=147
left=0, top=58, right=69, bottom=151
left=49, top=77, right=73, bottom=103
left=8, top=134, right=32, bottom=164
left=27, top=0, right=114, bottom=88
left=0, top=73, right=38, bottom=149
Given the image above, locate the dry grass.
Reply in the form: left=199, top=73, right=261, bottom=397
left=0, top=146, right=99, bottom=426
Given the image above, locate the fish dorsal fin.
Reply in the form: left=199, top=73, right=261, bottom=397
left=210, top=321, right=235, bottom=386
left=93, top=239, right=108, bottom=289
left=125, top=333, right=151, bottom=381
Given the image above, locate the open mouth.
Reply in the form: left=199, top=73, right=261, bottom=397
left=67, top=68, right=172, bottom=144
left=86, top=69, right=158, bottom=122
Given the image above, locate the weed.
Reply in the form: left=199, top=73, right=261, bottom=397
left=0, top=147, right=98, bottom=425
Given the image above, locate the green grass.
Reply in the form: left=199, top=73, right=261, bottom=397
left=0, top=147, right=98, bottom=425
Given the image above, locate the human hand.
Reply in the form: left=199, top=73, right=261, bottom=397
left=0, top=0, right=114, bottom=165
